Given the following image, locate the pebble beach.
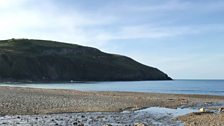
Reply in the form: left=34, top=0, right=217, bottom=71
left=0, top=86, right=224, bottom=126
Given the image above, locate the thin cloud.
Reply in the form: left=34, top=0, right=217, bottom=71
left=1, top=0, right=224, bottom=45
left=117, top=0, right=224, bottom=13
left=94, top=24, right=224, bottom=42
left=0, top=0, right=116, bottom=47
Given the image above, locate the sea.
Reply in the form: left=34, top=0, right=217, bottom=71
left=0, top=80, right=224, bottom=96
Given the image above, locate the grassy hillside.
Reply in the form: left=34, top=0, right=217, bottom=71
left=0, top=39, right=171, bottom=82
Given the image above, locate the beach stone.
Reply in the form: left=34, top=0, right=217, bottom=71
left=73, top=122, right=78, bottom=125
left=78, top=123, right=84, bottom=126
left=199, top=108, right=205, bottom=112
left=134, top=123, right=147, bottom=126
left=219, top=107, right=224, bottom=112
left=103, top=124, right=112, bottom=126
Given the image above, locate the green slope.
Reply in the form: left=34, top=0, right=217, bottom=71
left=0, top=39, right=172, bottom=82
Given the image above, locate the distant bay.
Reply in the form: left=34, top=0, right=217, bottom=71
left=1, top=80, right=224, bottom=96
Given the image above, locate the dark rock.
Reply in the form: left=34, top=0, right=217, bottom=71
left=78, top=124, right=84, bottom=126
left=73, top=122, right=78, bottom=125
left=219, top=107, right=224, bottom=112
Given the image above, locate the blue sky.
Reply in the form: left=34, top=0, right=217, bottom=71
left=0, top=0, right=224, bottom=79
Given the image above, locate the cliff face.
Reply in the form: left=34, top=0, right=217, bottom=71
left=0, top=39, right=172, bottom=82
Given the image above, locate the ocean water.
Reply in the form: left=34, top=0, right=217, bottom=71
left=1, top=80, right=224, bottom=96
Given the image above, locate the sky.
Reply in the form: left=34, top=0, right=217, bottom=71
left=0, top=0, right=224, bottom=79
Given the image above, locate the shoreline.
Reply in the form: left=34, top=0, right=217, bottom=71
left=0, top=86, right=223, bottom=125
left=0, top=86, right=224, bottom=114
left=0, top=79, right=173, bottom=84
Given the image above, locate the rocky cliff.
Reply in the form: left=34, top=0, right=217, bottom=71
left=0, top=39, right=172, bottom=82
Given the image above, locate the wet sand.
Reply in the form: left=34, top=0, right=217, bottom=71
left=0, top=110, right=185, bottom=126
left=177, top=112, right=224, bottom=126
left=0, top=86, right=223, bottom=125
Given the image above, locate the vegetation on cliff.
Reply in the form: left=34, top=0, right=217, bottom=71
left=0, top=39, right=171, bottom=82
